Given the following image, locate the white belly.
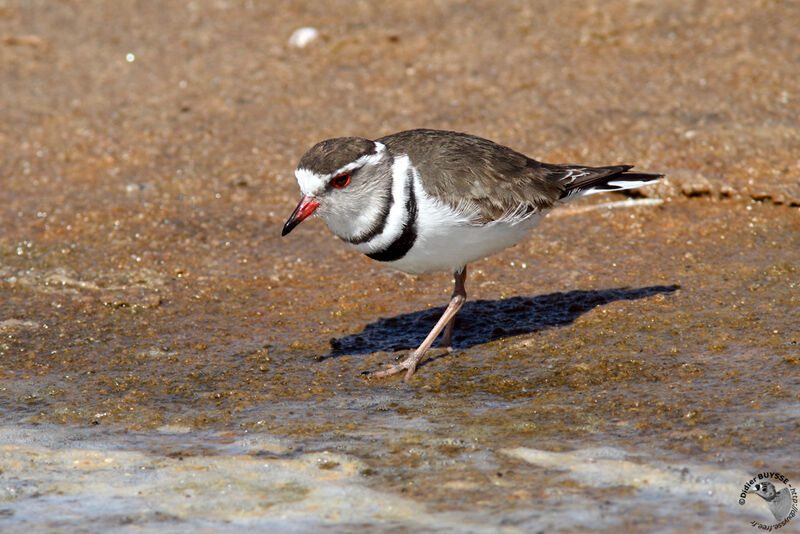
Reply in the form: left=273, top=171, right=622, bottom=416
left=347, top=168, right=547, bottom=274
left=383, top=173, right=548, bottom=274
left=385, top=215, right=542, bottom=274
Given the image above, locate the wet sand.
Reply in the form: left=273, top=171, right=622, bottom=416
left=1, top=1, right=799, bottom=532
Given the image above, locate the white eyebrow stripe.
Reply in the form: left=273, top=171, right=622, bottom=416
left=335, top=142, right=386, bottom=175
left=295, top=167, right=327, bottom=196
left=294, top=141, right=386, bottom=197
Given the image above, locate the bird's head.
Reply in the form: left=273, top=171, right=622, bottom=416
left=748, top=481, right=778, bottom=501
left=282, top=137, right=393, bottom=239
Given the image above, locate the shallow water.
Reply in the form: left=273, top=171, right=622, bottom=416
left=0, top=420, right=791, bottom=533
left=2, top=1, right=799, bottom=532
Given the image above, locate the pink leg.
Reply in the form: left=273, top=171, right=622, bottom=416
left=370, top=267, right=467, bottom=381
left=440, top=312, right=457, bottom=349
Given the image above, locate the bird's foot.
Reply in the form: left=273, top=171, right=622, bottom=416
left=366, top=352, right=423, bottom=381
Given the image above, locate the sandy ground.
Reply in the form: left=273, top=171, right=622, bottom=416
left=1, top=1, right=799, bottom=532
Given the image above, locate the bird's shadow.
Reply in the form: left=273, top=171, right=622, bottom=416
left=324, top=285, right=679, bottom=359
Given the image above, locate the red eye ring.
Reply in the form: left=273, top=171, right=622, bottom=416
left=331, top=172, right=351, bottom=188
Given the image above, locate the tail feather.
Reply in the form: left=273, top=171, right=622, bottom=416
left=553, top=164, right=663, bottom=200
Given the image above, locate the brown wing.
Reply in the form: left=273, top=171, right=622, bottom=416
left=379, top=129, right=662, bottom=222
left=378, top=129, right=564, bottom=223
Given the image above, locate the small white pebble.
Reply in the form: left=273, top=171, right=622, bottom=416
left=288, top=27, right=319, bottom=48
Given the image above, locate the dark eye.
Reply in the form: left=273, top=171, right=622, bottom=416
left=331, top=172, right=351, bottom=189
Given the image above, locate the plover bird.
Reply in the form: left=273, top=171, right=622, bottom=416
left=282, top=129, right=662, bottom=380
left=748, top=481, right=793, bottom=522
